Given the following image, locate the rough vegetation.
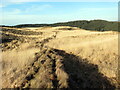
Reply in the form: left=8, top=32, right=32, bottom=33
left=2, top=20, right=119, bottom=31
left=1, top=26, right=119, bottom=89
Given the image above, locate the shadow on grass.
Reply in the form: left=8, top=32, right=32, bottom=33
left=54, top=49, right=116, bottom=89
left=2, top=39, right=14, bottom=43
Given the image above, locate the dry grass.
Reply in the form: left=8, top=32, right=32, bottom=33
left=1, top=26, right=119, bottom=88
left=46, top=28, right=118, bottom=79
left=55, top=57, right=69, bottom=88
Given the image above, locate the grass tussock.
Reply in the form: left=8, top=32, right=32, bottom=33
left=1, top=26, right=119, bottom=88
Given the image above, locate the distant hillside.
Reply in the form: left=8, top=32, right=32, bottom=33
left=1, top=20, right=120, bottom=31
left=54, top=20, right=119, bottom=31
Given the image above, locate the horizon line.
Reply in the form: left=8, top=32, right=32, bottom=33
left=0, top=19, right=119, bottom=26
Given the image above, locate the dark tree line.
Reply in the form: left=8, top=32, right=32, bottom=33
left=1, top=20, right=120, bottom=32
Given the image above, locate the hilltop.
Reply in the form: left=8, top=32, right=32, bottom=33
left=1, top=20, right=119, bottom=32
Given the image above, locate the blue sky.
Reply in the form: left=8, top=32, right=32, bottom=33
left=0, top=1, right=118, bottom=25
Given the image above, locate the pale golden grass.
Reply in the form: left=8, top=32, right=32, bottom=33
left=1, top=26, right=119, bottom=88
left=1, top=27, right=56, bottom=39
left=0, top=31, right=43, bottom=38
left=55, top=58, right=69, bottom=88
left=2, top=48, right=39, bottom=72
left=46, top=28, right=118, bottom=78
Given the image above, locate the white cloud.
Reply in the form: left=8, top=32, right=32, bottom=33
left=0, top=0, right=118, bottom=25
left=25, top=4, right=52, bottom=13
left=1, top=9, right=118, bottom=26
left=0, top=4, right=5, bottom=8
left=2, top=9, right=21, bottom=15
left=11, top=9, right=21, bottom=14
left=7, top=0, right=40, bottom=3
left=1, top=0, right=119, bottom=7
left=1, top=0, right=40, bottom=8
left=2, top=0, right=39, bottom=3
left=55, top=0, right=119, bottom=2
left=1, top=4, right=52, bottom=15
left=0, top=0, right=119, bottom=8
left=3, top=0, right=119, bottom=2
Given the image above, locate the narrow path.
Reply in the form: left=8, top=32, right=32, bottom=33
left=2, top=27, right=118, bottom=88
left=9, top=32, right=59, bottom=88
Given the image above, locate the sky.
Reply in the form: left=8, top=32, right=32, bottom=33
left=0, top=0, right=119, bottom=25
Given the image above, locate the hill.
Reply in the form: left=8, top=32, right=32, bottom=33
left=1, top=26, right=119, bottom=88
left=2, top=20, right=119, bottom=32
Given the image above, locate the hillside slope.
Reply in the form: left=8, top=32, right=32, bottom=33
left=2, top=20, right=119, bottom=31
left=1, top=26, right=119, bottom=88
